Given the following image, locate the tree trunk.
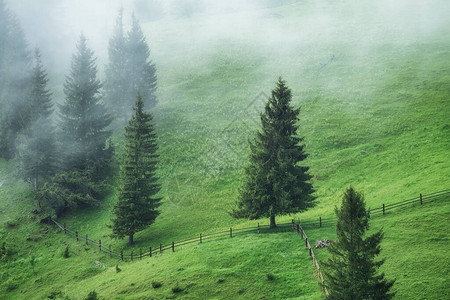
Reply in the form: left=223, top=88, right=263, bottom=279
left=129, top=234, right=134, bottom=245
left=270, top=215, right=277, bottom=228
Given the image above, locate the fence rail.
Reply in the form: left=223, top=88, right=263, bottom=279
left=297, top=189, right=449, bottom=227
left=51, top=188, right=448, bottom=298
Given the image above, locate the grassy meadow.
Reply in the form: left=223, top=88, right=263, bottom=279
left=1, top=0, right=449, bottom=299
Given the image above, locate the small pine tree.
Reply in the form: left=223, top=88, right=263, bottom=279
left=111, top=94, right=161, bottom=245
left=323, top=187, right=395, bottom=299
left=232, top=78, right=315, bottom=228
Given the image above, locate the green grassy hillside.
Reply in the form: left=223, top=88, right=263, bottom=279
left=1, top=0, right=449, bottom=299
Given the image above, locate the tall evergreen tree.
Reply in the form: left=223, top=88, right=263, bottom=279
left=0, top=0, right=31, bottom=159
left=19, top=49, right=56, bottom=191
left=111, top=94, right=161, bottom=245
left=232, top=78, right=315, bottom=228
left=37, top=35, right=112, bottom=214
left=105, top=11, right=157, bottom=123
left=59, top=34, right=112, bottom=172
left=323, top=187, right=395, bottom=299
left=126, top=14, right=157, bottom=111
left=105, top=9, right=128, bottom=120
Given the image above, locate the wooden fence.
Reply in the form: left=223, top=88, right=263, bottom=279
left=52, top=188, right=448, bottom=298
left=296, top=189, right=449, bottom=228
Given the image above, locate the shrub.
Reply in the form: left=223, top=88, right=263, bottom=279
left=266, top=273, right=275, bottom=281
left=63, top=245, right=69, bottom=258
left=84, top=290, right=98, bottom=300
left=115, top=264, right=121, bottom=273
left=152, top=281, right=162, bottom=289
left=172, top=285, right=184, bottom=293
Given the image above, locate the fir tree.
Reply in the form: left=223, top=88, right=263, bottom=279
left=19, top=49, right=56, bottom=192
left=126, top=14, right=157, bottom=111
left=105, top=12, right=157, bottom=124
left=105, top=9, right=128, bottom=120
left=0, top=1, right=31, bottom=159
left=232, top=78, right=315, bottom=228
left=323, top=187, right=395, bottom=299
left=41, top=35, right=112, bottom=214
left=111, top=94, right=161, bottom=245
left=59, top=34, right=112, bottom=173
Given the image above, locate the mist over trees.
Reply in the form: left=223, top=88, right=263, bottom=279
left=18, top=49, right=56, bottom=192
left=232, top=78, right=316, bottom=228
left=0, top=0, right=31, bottom=159
left=36, top=35, right=113, bottom=215
left=105, top=11, right=157, bottom=123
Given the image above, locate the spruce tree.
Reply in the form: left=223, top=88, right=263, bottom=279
left=323, top=187, right=395, bottom=299
left=39, top=35, right=112, bottom=214
left=111, top=94, right=161, bottom=245
left=126, top=14, right=157, bottom=111
left=232, top=78, right=315, bottom=228
left=0, top=1, right=31, bottom=159
left=19, top=49, right=56, bottom=192
left=59, top=34, right=112, bottom=173
left=105, top=9, right=128, bottom=120
left=105, top=12, right=157, bottom=124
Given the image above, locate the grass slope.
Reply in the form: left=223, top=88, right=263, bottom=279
left=1, top=0, right=449, bottom=299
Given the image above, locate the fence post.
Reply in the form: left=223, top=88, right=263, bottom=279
left=383, top=204, right=385, bottom=215
left=121, top=249, right=123, bottom=261
left=76, top=231, right=78, bottom=241
left=149, top=247, right=152, bottom=257
left=292, top=219, right=295, bottom=229
left=257, top=223, right=260, bottom=233
left=99, top=240, right=101, bottom=252
left=296, top=223, right=300, bottom=233
left=300, top=228, right=304, bottom=239
left=160, top=243, right=162, bottom=254
left=420, top=193, right=423, bottom=205
left=64, top=223, right=66, bottom=234
left=131, top=250, right=133, bottom=261
left=86, top=234, right=88, bottom=246
left=109, top=245, right=112, bottom=258
left=309, top=248, right=312, bottom=256
left=172, top=242, right=175, bottom=252
left=305, top=238, right=308, bottom=248
left=200, top=233, right=202, bottom=243
left=230, top=227, right=232, bottom=238
left=319, top=217, right=322, bottom=228
left=140, top=248, right=142, bottom=260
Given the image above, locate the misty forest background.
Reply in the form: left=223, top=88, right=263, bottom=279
left=0, top=0, right=449, bottom=299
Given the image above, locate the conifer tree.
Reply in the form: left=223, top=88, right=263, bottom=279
left=19, top=49, right=56, bottom=191
left=232, top=78, right=315, bottom=228
left=59, top=34, right=112, bottom=173
left=105, top=9, right=128, bottom=120
left=105, top=11, right=157, bottom=123
left=126, top=14, right=157, bottom=111
left=323, top=187, right=395, bottom=299
left=0, top=0, right=31, bottom=159
left=38, top=35, right=112, bottom=214
left=111, top=94, right=161, bottom=245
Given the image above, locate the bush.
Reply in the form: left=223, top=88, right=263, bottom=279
left=63, top=245, right=69, bottom=258
left=115, top=264, right=121, bottom=273
left=152, top=281, right=162, bottom=289
left=5, top=279, right=18, bottom=292
left=172, top=285, right=184, bottom=293
left=266, top=273, right=275, bottom=281
left=84, top=290, right=98, bottom=300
